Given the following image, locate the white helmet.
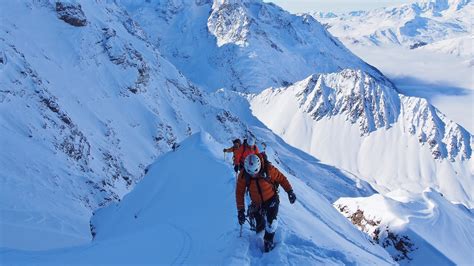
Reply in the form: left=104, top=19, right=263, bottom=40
left=244, top=154, right=261, bottom=176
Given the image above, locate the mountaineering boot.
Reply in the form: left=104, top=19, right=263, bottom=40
left=263, top=231, right=275, bottom=252
left=264, top=240, right=274, bottom=252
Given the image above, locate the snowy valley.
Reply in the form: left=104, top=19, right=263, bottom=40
left=0, top=0, right=473, bottom=265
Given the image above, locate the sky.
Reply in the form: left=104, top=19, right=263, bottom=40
left=264, top=0, right=414, bottom=13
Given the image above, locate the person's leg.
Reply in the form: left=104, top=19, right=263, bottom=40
left=264, top=195, right=279, bottom=251
left=253, top=205, right=265, bottom=234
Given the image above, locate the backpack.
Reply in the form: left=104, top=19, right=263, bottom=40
left=239, top=143, right=258, bottom=167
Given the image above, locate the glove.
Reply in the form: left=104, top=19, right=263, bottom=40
left=234, top=165, right=239, bottom=173
left=238, top=209, right=246, bottom=225
left=223, top=148, right=227, bottom=152
left=288, top=190, right=296, bottom=204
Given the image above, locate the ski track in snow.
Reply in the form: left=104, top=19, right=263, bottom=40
left=169, top=224, right=192, bottom=266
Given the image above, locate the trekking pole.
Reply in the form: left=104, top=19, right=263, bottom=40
left=239, top=224, right=243, bottom=237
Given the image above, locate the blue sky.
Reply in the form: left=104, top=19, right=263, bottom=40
left=264, top=0, right=413, bottom=13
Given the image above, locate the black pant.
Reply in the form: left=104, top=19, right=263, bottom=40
left=254, top=194, right=279, bottom=243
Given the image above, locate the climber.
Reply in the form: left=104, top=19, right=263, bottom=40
left=236, top=153, right=297, bottom=252
left=235, top=138, right=259, bottom=170
left=223, top=138, right=242, bottom=173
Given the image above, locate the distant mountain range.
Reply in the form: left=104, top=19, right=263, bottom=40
left=313, top=0, right=473, bottom=65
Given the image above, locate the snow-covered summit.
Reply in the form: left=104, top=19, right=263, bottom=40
left=254, top=69, right=472, bottom=161
left=284, top=70, right=400, bottom=135
left=212, top=0, right=256, bottom=8
left=117, top=0, right=385, bottom=92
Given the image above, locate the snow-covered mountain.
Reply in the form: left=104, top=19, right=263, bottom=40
left=116, top=0, right=385, bottom=93
left=0, top=0, right=250, bottom=250
left=251, top=69, right=473, bottom=208
left=1, top=0, right=473, bottom=264
left=314, top=0, right=473, bottom=62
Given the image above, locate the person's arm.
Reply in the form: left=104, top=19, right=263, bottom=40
left=234, top=146, right=243, bottom=166
left=268, top=164, right=292, bottom=192
left=235, top=172, right=246, bottom=210
left=223, top=147, right=234, bottom=153
left=268, top=164, right=296, bottom=204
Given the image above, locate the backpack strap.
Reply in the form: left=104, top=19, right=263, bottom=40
left=260, top=153, right=279, bottom=193
left=254, top=178, right=265, bottom=205
left=244, top=171, right=265, bottom=204
left=240, top=144, right=248, bottom=167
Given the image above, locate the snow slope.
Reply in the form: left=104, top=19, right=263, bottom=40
left=0, top=0, right=248, bottom=250
left=421, top=35, right=474, bottom=64
left=250, top=69, right=474, bottom=208
left=335, top=189, right=474, bottom=264
left=0, top=133, right=394, bottom=265
left=116, top=0, right=385, bottom=93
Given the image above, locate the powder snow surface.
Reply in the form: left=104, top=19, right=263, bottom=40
left=0, top=133, right=393, bottom=265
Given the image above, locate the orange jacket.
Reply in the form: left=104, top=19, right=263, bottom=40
left=235, top=155, right=292, bottom=210
left=224, top=146, right=240, bottom=166
left=235, top=144, right=259, bottom=167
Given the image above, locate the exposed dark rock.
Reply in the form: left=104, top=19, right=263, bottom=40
left=410, top=41, right=428, bottom=49
left=89, top=220, right=96, bottom=239
left=56, top=2, right=87, bottom=27
left=336, top=204, right=417, bottom=262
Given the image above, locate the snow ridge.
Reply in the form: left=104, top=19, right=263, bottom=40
left=400, top=96, right=472, bottom=160
left=256, top=69, right=472, bottom=160
left=291, top=70, right=400, bottom=135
